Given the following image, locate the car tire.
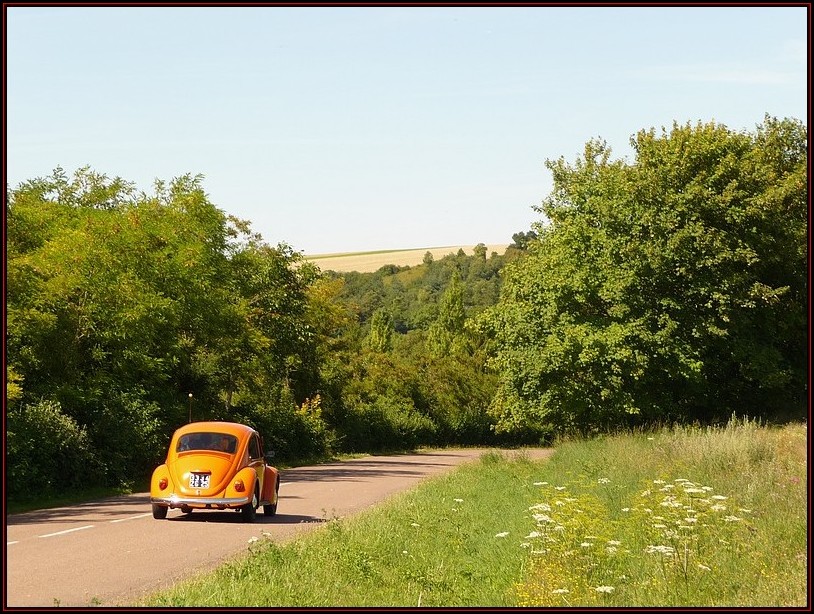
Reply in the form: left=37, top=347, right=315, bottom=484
left=152, top=503, right=168, bottom=520
left=263, top=478, right=279, bottom=516
left=242, top=489, right=258, bottom=523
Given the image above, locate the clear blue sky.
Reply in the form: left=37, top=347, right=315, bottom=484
left=6, top=5, right=807, bottom=255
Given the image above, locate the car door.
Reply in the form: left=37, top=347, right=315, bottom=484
left=247, top=432, right=265, bottom=500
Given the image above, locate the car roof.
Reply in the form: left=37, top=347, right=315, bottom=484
left=173, top=421, right=256, bottom=438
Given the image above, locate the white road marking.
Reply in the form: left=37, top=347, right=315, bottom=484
left=39, top=525, right=94, bottom=538
left=110, top=513, right=151, bottom=523
left=7, top=541, right=19, bottom=545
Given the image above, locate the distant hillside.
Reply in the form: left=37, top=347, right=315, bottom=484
left=305, top=244, right=511, bottom=273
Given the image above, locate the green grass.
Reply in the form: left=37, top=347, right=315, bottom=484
left=138, top=418, right=806, bottom=607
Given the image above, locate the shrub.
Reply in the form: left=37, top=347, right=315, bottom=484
left=7, top=399, right=103, bottom=496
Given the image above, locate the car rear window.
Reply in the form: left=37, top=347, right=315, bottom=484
left=177, top=432, right=237, bottom=454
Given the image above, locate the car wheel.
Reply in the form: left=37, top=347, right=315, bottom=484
left=241, top=489, right=258, bottom=523
left=263, top=478, right=279, bottom=516
left=152, top=503, right=168, bottom=520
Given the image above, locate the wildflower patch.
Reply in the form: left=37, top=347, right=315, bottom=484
left=515, top=477, right=752, bottom=606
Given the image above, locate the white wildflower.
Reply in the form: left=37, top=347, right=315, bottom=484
left=529, top=503, right=552, bottom=511
left=645, top=545, right=675, bottom=556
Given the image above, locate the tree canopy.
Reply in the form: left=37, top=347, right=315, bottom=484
left=479, top=116, right=807, bottom=435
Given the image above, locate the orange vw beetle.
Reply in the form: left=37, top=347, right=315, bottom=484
left=150, top=421, right=280, bottom=522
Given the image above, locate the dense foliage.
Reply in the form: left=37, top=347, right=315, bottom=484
left=478, top=116, right=807, bottom=436
left=316, top=245, right=527, bottom=452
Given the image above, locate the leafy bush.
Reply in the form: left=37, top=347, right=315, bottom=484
left=336, top=397, right=438, bottom=452
left=246, top=393, right=335, bottom=462
left=7, top=399, right=103, bottom=496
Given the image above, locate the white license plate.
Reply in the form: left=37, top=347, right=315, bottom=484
left=189, top=473, right=210, bottom=489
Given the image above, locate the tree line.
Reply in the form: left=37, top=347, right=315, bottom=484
left=6, top=115, right=806, bottom=497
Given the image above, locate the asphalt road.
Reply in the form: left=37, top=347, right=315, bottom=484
left=5, top=448, right=553, bottom=608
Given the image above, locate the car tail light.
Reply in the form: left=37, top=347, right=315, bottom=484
left=234, top=479, right=245, bottom=492
left=159, top=478, right=168, bottom=490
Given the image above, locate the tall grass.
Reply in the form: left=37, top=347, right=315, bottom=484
left=139, top=418, right=807, bottom=607
left=515, top=417, right=807, bottom=607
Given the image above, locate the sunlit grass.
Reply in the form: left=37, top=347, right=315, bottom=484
left=139, top=418, right=806, bottom=607
left=515, top=417, right=807, bottom=606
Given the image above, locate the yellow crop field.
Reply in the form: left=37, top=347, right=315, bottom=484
left=305, top=244, right=510, bottom=273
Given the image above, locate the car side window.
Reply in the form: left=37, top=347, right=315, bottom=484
left=248, top=435, right=261, bottom=461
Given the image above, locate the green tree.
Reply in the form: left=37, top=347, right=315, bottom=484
left=366, top=308, right=394, bottom=352
left=473, top=243, right=488, bottom=261
left=510, top=230, right=538, bottom=250
left=427, top=270, right=467, bottom=357
left=479, top=116, right=807, bottom=435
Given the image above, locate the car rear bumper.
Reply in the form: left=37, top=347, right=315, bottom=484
left=151, top=494, right=250, bottom=509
